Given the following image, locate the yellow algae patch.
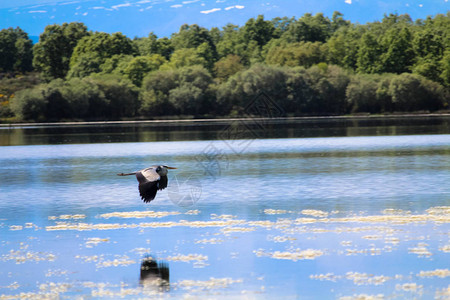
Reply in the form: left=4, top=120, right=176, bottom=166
left=301, top=209, right=328, bottom=218
left=426, top=206, right=450, bottom=215
left=310, top=273, right=341, bottom=282
left=408, top=243, right=432, bottom=257
left=85, top=237, right=110, bottom=248
left=264, top=209, right=287, bottom=215
left=362, top=235, right=382, bottom=240
left=381, top=208, right=410, bottom=215
left=99, top=210, right=180, bottom=219
left=167, top=253, right=208, bottom=263
left=295, top=217, right=321, bottom=224
left=435, top=285, right=450, bottom=299
left=2, top=250, right=56, bottom=264
left=9, top=225, right=22, bottom=231
left=384, top=237, right=400, bottom=245
left=177, top=277, right=242, bottom=290
left=178, top=219, right=246, bottom=228
left=97, top=256, right=136, bottom=268
left=0, top=282, right=20, bottom=290
left=195, top=238, right=224, bottom=244
left=270, top=249, right=324, bottom=261
left=339, top=294, right=384, bottom=300
left=417, top=269, right=450, bottom=278
left=345, top=272, right=391, bottom=285
left=269, top=235, right=297, bottom=243
left=221, top=227, right=255, bottom=234
left=48, top=214, right=86, bottom=220
left=396, top=283, right=423, bottom=292
left=211, top=214, right=237, bottom=220
left=248, top=220, right=275, bottom=227
left=439, top=245, right=450, bottom=253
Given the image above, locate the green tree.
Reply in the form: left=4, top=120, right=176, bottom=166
left=33, top=22, right=89, bottom=79
left=265, top=41, right=326, bottom=68
left=89, top=74, right=139, bottom=119
left=161, top=48, right=207, bottom=70
left=0, top=27, right=33, bottom=73
left=356, top=32, right=381, bottom=73
left=389, top=73, right=444, bottom=111
left=123, top=55, right=166, bottom=87
left=380, top=27, right=415, bottom=73
left=214, top=54, right=245, bottom=82
left=134, top=32, right=174, bottom=59
left=281, top=13, right=332, bottom=43
left=68, top=32, right=136, bottom=78
left=326, top=25, right=364, bottom=69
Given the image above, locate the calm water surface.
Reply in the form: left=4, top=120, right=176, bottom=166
left=0, top=117, right=449, bottom=299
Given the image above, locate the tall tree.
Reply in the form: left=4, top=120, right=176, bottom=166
left=33, top=22, right=89, bottom=79
left=68, top=32, right=136, bottom=78
left=0, top=27, right=33, bottom=73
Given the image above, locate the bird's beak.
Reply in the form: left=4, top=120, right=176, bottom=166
left=166, top=166, right=177, bottom=169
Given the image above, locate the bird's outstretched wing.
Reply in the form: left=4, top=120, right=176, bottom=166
left=136, top=168, right=161, bottom=203
left=138, top=181, right=158, bottom=203
left=158, top=175, right=168, bottom=190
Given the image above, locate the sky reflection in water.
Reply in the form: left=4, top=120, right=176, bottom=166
left=0, top=119, right=449, bottom=299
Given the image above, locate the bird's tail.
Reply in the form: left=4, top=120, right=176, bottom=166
left=117, top=172, right=136, bottom=176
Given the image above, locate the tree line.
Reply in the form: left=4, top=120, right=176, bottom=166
left=0, top=12, right=449, bottom=121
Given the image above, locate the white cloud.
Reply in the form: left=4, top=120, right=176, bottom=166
left=171, top=4, right=183, bottom=8
left=137, top=0, right=152, bottom=3
left=59, top=1, right=80, bottom=5
left=29, top=10, right=47, bottom=13
left=345, top=0, right=352, bottom=4
left=183, top=0, right=199, bottom=3
left=82, top=12, right=88, bottom=16
left=112, top=3, right=132, bottom=10
left=225, top=5, right=245, bottom=10
left=200, top=8, right=221, bottom=14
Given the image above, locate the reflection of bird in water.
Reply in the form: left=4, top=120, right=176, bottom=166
left=139, top=255, right=169, bottom=290
left=117, top=165, right=177, bottom=203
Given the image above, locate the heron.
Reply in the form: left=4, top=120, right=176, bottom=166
left=117, top=165, right=177, bottom=203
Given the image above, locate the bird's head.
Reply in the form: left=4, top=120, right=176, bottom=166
left=156, top=165, right=177, bottom=176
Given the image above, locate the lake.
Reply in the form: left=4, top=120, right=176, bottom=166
left=0, top=116, right=449, bottom=299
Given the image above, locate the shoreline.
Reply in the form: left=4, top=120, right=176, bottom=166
left=1, top=113, right=450, bottom=129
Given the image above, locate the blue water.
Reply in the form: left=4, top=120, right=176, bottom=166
left=0, top=119, right=449, bottom=299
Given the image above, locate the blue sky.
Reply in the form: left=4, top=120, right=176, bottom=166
left=0, top=0, right=449, bottom=39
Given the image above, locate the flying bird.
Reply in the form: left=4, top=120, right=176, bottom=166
left=118, top=165, right=177, bottom=203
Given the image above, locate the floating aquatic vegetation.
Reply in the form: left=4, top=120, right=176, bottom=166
left=1, top=249, right=56, bottom=264
left=339, top=294, right=384, bottom=300
left=177, top=277, right=243, bottom=290
left=85, top=237, right=110, bottom=248
left=9, top=226, right=22, bottom=231
left=408, top=243, right=433, bottom=257
left=439, top=245, right=450, bottom=253
left=48, top=214, right=86, bottom=220
left=195, top=238, right=224, bottom=244
left=99, top=211, right=180, bottom=219
left=417, top=269, right=450, bottom=278
left=264, top=209, right=288, bottom=215
left=345, top=272, right=391, bottom=286
left=395, top=282, right=423, bottom=292
left=301, top=209, right=329, bottom=218
left=254, top=248, right=324, bottom=261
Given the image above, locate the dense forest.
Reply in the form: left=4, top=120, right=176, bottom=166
left=0, top=12, right=449, bottom=122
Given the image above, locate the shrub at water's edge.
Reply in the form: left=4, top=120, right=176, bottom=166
left=1, top=12, right=449, bottom=122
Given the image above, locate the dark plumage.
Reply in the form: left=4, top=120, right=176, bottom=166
left=118, top=165, right=176, bottom=203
